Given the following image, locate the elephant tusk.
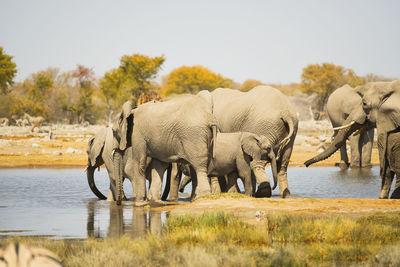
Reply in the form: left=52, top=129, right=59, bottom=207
left=333, top=121, right=355, bottom=131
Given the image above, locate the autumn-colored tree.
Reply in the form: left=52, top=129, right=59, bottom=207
left=163, top=65, right=232, bottom=96
left=100, top=54, right=165, bottom=120
left=21, top=70, right=55, bottom=117
left=0, top=47, right=17, bottom=94
left=239, top=79, right=264, bottom=92
left=300, top=63, right=364, bottom=111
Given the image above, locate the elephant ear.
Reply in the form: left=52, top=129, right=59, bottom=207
left=87, top=127, right=108, bottom=166
left=241, top=133, right=262, bottom=160
left=112, top=101, right=135, bottom=151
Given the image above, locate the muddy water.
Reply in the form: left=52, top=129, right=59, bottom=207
left=0, top=167, right=380, bottom=238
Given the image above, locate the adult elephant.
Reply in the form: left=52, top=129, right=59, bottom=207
left=116, top=92, right=217, bottom=205
left=305, top=80, right=400, bottom=199
left=326, top=84, right=374, bottom=169
left=86, top=101, right=135, bottom=202
left=174, top=86, right=297, bottom=199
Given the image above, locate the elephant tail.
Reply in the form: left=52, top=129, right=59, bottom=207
left=210, top=122, right=218, bottom=160
left=276, top=111, right=298, bottom=158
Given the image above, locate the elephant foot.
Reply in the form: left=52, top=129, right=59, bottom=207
left=350, top=164, right=361, bottom=169
left=281, top=188, right=291, bottom=198
left=254, top=182, right=271, bottom=198
left=390, top=188, right=400, bottom=199
left=149, top=200, right=170, bottom=207
left=361, top=164, right=372, bottom=169
left=335, top=161, right=349, bottom=170
left=134, top=200, right=149, bottom=207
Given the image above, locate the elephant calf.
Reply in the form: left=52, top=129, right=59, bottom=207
left=177, top=132, right=277, bottom=198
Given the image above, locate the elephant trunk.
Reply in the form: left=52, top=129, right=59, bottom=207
left=86, top=165, right=107, bottom=200
left=212, top=124, right=217, bottom=159
left=304, top=122, right=363, bottom=167
left=269, top=150, right=278, bottom=190
left=113, top=150, right=123, bottom=205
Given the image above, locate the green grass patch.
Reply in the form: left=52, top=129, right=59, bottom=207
left=1, top=211, right=399, bottom=266
left=195, top=192, right=252, bottom=200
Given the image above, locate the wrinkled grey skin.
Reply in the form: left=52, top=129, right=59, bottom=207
left=86, top=127, right=134, bottom=200
left=305, top=80, right=400, bottom=199
left=326, top=85, right=374, bottom=169
left=117, top=93, right=217, bottom=204
left=206, top=86, right=298, bottom=198
left=175, top=132, right=278, bottom=197
left=86, top=101, right=135, bottom=203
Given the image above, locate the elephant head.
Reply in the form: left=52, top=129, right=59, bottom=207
left=111, top=100, right=135, bottom=205
left=304, top=86, right=370, bottom=167
left=86, top=127, right=108, bottom=200
left=241, top=133, right=278, bottom=192
left=361, top=80, right=400, bottom=198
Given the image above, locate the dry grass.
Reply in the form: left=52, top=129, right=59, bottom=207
left=1, top=211, right=399, bottom=266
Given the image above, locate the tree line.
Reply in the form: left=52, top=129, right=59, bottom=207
left=0, top=46, right=396, bottom=124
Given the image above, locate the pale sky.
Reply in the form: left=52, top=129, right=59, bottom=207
left=1, top=0, right=399, bottom=84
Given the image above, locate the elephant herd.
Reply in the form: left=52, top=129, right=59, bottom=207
left=86, top=81, right=400, bottom=204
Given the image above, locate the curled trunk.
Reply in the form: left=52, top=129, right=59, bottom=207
left=304, top=123, right=363, bottom=167
left=86, top=166, right=107, bottom=200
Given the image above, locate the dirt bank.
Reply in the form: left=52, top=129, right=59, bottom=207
left=164, top=196, right=400, bottom=223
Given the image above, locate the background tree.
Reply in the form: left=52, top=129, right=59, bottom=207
left=162, top=65, right=232, bottom=96
left=0, top=47, right=17, bottom=94
left=300, top=63, right=364, bottom=111
left=239, top=79, right=264, bottom=92
left=100, top=54, right=165, bottom=120
left=363, top=73, right=396, bottom=82
left=72, top=65, right=96, bottom=123
left=22, top=69, right=55, bottom=117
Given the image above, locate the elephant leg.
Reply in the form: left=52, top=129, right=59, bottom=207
left=190, top=165, right=211, bottom=199
left=349, top=134, right=361, bottom=168
left=276, top=140, right=293, bottom=198
left=391, top=173, right=400, bottom=199
left=339, top=141, right=350, bottom=168
left=226, top=172, right=238, bottom=193
left=379, top=168, right=394, bottom=199
left=168, top=164, right=182, bottom=201
left=179, top=175, right=192, bottom=193
left=360, top=128, right=374, bottom=168
left=210, top=176, right=222, bottom=193
left=218, top=176, right=228, bottom=192
left=148, top=159, right=169, bottom=202
left=149, top=210, right=162, bottom=235
left=237, top=167, right=253, bottom=196
left=251, top=160, right=272, bottom=198
left=132, top=151, right=149, bottom=205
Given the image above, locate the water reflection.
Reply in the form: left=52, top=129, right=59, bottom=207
left=86, top=200, right=167, bottom=239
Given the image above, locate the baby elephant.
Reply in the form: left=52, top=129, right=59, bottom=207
left=178, top=132, right=277, bottom=198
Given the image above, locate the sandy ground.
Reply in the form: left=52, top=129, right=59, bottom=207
left=0, top=121, right=380, bottom=168
left=163, top=197, right=400, bottom=223
left=1, top=122, right=393, bottom=218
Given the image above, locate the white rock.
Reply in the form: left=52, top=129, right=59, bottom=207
left=32, top=143, right=41, bottom=148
